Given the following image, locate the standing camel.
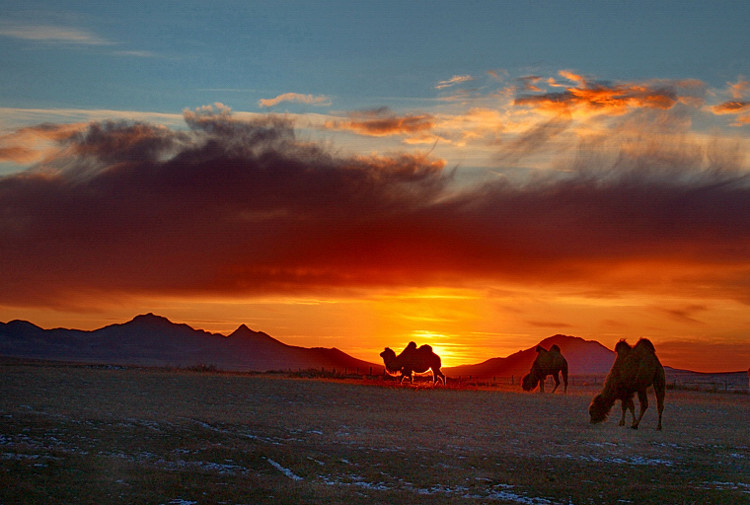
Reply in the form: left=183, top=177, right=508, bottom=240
left=380, top=341, right=446, bottom=384
left=589, top=338, right=665, bottom=430
left=522, top=344, right=568, bottom=393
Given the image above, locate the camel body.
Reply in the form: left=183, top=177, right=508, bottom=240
left=589, top=338, right=665, bottom=430
left=522, top=344, right=568, bottom=393
left=380, top=342, right=445, bottom=384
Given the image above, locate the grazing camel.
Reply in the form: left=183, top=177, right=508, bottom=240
left=589, top=338, right=665, bottom=430
left=380, top=341, right=446, bottom=384
left=522, top=344, right=568, bottom=393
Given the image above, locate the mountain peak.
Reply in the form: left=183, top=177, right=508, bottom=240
left=131, top=313, right=171, bottom=324
left=1, top=319, right=42, bottom=332
left=121, top=313, right=195, bottom=333
left=229, top=324, right=273, bottom=340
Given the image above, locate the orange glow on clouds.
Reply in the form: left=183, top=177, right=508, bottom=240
left=2, top=70, right=750, bottom=373
left=325, top=108, right=434, bottom=136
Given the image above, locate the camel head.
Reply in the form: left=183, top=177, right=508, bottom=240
left=380, top=347, right=401, bottom=375
left=521, top=372, right=539, bottom=391
left=588, top=394, right=611, bottom=424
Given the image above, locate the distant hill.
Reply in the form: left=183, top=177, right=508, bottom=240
left=0, top=313, right=383, bottom=374
left=445, top=334, right=616, bottom=378
left=2, top=316, right=721, bottom=383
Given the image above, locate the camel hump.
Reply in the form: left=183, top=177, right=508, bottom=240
left=418, top=344, right=433, bottom=354
left=535, top=345, right=547, bottom=353
left=549, top=344, right=561, bottom=353
left=406, top=341, right=417, bottom=351
left=615, top=339, right=632, bottom=354
left=634, top=338, right=655, bottom=353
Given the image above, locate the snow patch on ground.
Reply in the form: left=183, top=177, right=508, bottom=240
left=319, top=474, right=575, bottom=504
left=266, top=457, right=303, bottom=481
left=698, top=481, right=750, bottom=494
left=549, top=452, right=674, bottom=466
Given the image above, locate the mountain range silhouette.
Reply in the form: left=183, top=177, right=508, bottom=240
left=0, top=313, right=685, bottom=377
left=0, top=313, right=380, bottom=373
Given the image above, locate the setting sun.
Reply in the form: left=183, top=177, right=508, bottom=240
left=2, top=4, right=748, bottom=503
left=1, top=2, right=750, bottom=374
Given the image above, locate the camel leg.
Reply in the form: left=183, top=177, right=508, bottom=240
left=400, top=369, right=413, bottom=384
left=550, top=372, right=560, bottom=394
left=631, top=390, right=648, bottom=429
left=619, top=397, right=634, bottom=426
left=655, top=385, right=665, bottom=431
left=539, top=376, right=545, bottom=393
left=435, top=369, right=446, bottom=385
left=654, top=369, right=665, bottom=431
left=627, top=397, right=635, bottom=425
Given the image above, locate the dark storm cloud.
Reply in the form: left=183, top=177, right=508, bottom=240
left=1, top=106, right=749, bottom=307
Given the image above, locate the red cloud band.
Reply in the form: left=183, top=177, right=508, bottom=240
left=1, top=109, right=749, bottom=308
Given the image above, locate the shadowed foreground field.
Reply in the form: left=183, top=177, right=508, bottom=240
left=1, top=363, right=748, bottom=504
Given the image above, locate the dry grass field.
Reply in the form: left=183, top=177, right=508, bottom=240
left=1, top=361, right=748, bottom=504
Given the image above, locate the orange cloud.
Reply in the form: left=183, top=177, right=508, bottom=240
left=0, top=123, right=84, bottom=163
left=711, top=100, right=750, bottom=125
left=514, top=72, right=703, bottom=117
left=258, top=92, right=331, bottom=108
left=518, top=75, right=544, bottom=92
left=727, top=77, right=749, bottom=100
left=325, top=107, right=434, bottom=136
left=2, top=107, right=749, bottom=313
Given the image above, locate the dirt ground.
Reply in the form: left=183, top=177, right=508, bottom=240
left=1, top=362, right=748, bottom=504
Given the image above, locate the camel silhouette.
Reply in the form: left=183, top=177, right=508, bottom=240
left=380, top=341, right=445, bottom=384
left=522, top=344, right=568, bottom=393
left=589, top=338, right=665, bottom=430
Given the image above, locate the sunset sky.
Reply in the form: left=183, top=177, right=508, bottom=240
left=2, top=1, right=750, bottom=372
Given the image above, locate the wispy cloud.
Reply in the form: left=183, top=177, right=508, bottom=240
left=436, top=75, right=474, bottom=89
left=513, top=70, right=705, bottom=117
left=727, top=77, right=749, bottom=100
left=710, top=77, right=750, bottom=126
left=324, top=107, right=434, bottom=137
left=258, top=92, right=331, bottom=108
left=112, top=50, right=158, bottom=58
left=0, top=22, right=113, bottom=45
left=711, top=101, right=750, bottom=125
left=0, top=122, right=85, bottom=164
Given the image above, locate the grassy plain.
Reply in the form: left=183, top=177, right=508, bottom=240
left=1, top=361, right=748, bottom=505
